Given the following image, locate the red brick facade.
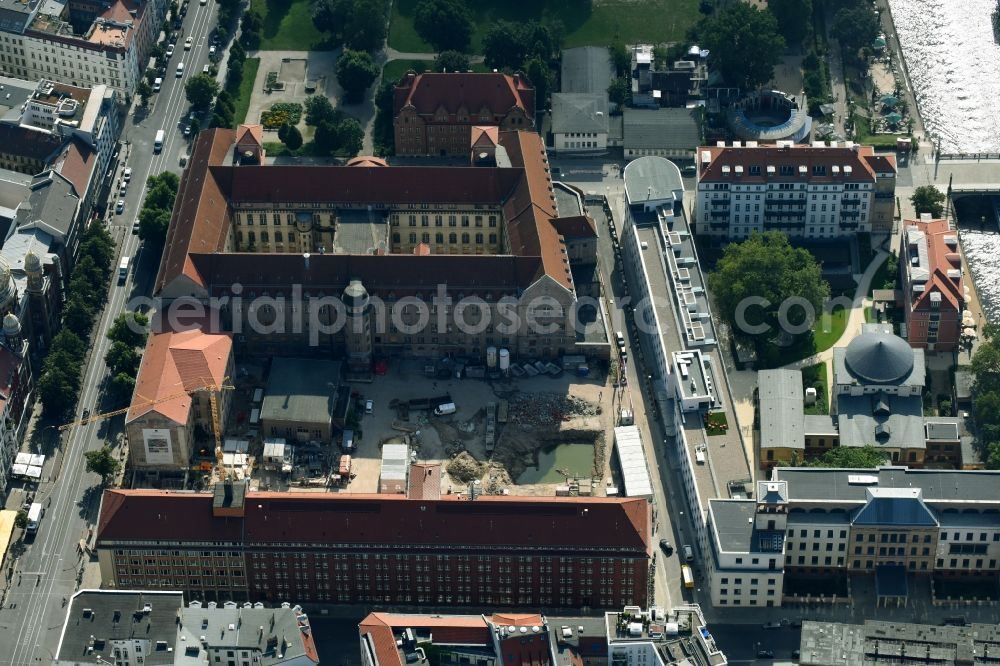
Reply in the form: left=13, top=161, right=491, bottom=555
left=393, top=72, right=535, bottom=156
left=98, top=489, right=650, bottom=609
left=900, top=217, right=964, bottom=352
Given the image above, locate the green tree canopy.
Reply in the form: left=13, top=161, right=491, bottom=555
left=608, top=42, right=631, bottom=77
left=708, top=231, right=830, bottom=341
left=62, top=296, right=96, bottom=338
left=310, top=0, right=386, bottom=51
left=304, top=94, right=337, bottom=126
left=137, top=80, right=153, bottom=106
left=185, top=73, right=220, bottom=109
left=523, top=56, right=552, bottom=109
left=482, top=19, right=562, bottom=71
left=607, top=77, right=630, bottom=108
left=434, top=50, right=471, bottom=73
left=336, top=49, right=378, bottom=102
left=239, top=9, right=263, bottom=49
left=414, top=0, right=473, bottom=52
left=691, top=2, right=785, bottom=90
left=831, top=4, right=880, bottom=54
left=970, top=324, right=1000, bottom=468
left=281, top=123, right=303, bottom=150
left=85, top=446, right=121, bottom=486
left=808, top=445, right=888, bottom=468
left=108, top=311, right=149, bottom=349
left=768, top=0, right=812, bottom=46
left=910, top=185, right=946, bottom=219
left=105, top=341, right=141, bottom=375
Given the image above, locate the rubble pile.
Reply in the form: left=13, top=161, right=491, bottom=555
left=446, top=451, right=486, bottom=484
left=508, top=393, right=600, bottom=427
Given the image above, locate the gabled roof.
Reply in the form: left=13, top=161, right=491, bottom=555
left=902, top=217, right=964, bottom=313
left=235, top=123, right=263, bottom=147
left=852, top=488, right=938, bottom=527
left=394, top=72, right=535, bottom=119
left=697, top=144, right=878, bottom=184
left=550, top=215, right=597, bottom=239
left=758, top=369, right=804, bottom=451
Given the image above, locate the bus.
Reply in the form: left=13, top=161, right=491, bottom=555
left=681, top=564, right=694, bottom=589
left=154, top=129, right=165, bottom=152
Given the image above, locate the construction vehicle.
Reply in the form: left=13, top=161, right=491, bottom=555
left=59, top=379, right=235, bottom=465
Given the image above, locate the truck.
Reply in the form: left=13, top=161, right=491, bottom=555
left=681, top=564, right=694, bottom=589
left=154, top=129, right=165, bottom=152
left=26, top=502, right=43, bottom=534
left=433, top=402, right=456, bottom=416
left=118, top=256, right=130, bottom=282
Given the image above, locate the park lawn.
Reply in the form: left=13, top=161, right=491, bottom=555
left=231, top=57, right=261, bottom=127
left=813, top=305, right=849, bottom=354
left=389, top=0, right=700, bottom=53
left=250, top=0, right=331, bottom=50
left=854, top=114, right=903, bottom=149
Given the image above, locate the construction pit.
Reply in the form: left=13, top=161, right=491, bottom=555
left=343, top=359, right=619, bottom=497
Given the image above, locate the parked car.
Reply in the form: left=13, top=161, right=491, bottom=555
left=658, top=539, right=673, bottom=556
left=115, top=199, right=125, bottom=214
left=209, top=45, right=216, bottom=58
left=122, top=167, right=132, bottom=183
left=761, top=621, right=782, bottom=630
left=184, top=37, right=193, bottom=50
left=364, top=399, right=374, bottom=415
left=165, top=44, right=174, bottom=57
left=132, top=221, right=140, bottom=234
left=119, top=182, right=127, bottom=195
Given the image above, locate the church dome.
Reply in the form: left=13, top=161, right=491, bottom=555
left=24, top=251, right=41, bottom=274
left=0, top=258, right=15, bottom=310
left=3, top=313, right=20, bottom=338
left=844, top=329, right=914, bottom=384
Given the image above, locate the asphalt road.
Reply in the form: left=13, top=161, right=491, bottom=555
left=0, top=3, right=220, bottom=663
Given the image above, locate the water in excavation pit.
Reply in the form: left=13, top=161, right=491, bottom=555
left=517, top=442, right=594, bottom=485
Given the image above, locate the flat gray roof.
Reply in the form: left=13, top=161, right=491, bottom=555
left=261, top=357, right=342, bottom=426
left=54, top=590, right=185, bottom=666
left=624, top=155, right=683, bottom=208
left=759, top=369, right=804, bottom=450
left=560, top=46, right=615, bottom=94
left=709, top=499, right=755, bottom=552
left=803, top=413, right=838, bottom=435
left=623, top=108, right=700, bottom=152
left=774, top=466, right=1000, bottom=504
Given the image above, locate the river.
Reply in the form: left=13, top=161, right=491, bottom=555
left=886, top=0, right=1000, bottom=153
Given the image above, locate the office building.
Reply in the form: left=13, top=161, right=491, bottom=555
left=96, top=482, right=651, bottom=608
left=704, top=466, right=1000, bottom=607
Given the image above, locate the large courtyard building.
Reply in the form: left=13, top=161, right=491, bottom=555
left=694, top=142, right=896, bottom=239
left=96, top=482, right=651, bottom=609
left=704, top=466, right=1000, bottom=608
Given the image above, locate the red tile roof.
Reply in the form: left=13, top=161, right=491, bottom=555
left=359, top=613, right=490, bottom=666
left=550, top=215, right=597, bottom=239
left=394, top=72, right=535, bottom=120
left=155, top=129, right=575, bottom=294
left=97, top=491, right=651, bottom=553
left=126, top=325, right=232, bottom=424
left=407, top=463, right=441, bottom=499
left=903, top=217, right=964, bottom=312
left=54, top=139, right=96, bottom=197
left=697, top=144, right=878, bottom=184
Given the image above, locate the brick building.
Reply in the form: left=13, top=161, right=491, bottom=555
left=900, top=215, right=964, bottom=352
left=96, top=482, right=651, bottom=609
left=393, top=72, right=535, bottom=156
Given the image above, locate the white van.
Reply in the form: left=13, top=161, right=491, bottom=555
left=154, top=129, right=165, bottom=152
left=683, top=544, right=694, bottom=562
left=176, top=62, right=185, bottom=77
left=153, top=77, right=162, bottom=92
left=118, top=256, right=130, bottom=282
left=434, top=402, right=456, bottom=416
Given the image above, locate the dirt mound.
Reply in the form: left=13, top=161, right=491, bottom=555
left=446, top=451, right=485, bottom=484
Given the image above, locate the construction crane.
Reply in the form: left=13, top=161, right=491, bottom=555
left=60, top=380, right=235, bottom=463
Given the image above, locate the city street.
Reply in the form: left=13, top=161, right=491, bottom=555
left=0, top=2, right=220, bottom=663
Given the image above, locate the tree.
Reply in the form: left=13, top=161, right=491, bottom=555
left=336, top=116, right=364, bottom=156
left=607, top=77, right=630, bottom=109
left=281, top=123, right=303, bottom=150
left=768, top=0, right=812, bottom=46
left=139, top=207, right=172, bottom=245
left=14, top=510, right=27, bottom=529
left=240, top=9, right=263, bottom=49
left=108, top=372, right=136, bottom=401
left=38, top=368, right=78, bottom=417
left=305, top=94, right=337, bottom=126
left=910, top=185, right=946, bottom=219
left=137, top=79, right=153, bottom=107
left=482, top=21, right=526, bottom=71
left=344, top=0, right=386, bottom=51
left=108, top=311, right=149, bottom=349
left=414, top=0, right=473, bottom=52
left=105, top=341, right=140, bottom=375
left=63, top=296, right=96, bottom=338
left=691, top=2, right=785, bottom=90
left=831, top=4, right=880, bottom=54
left=434, top=49, right=471, bottom=73
left=808, top=445, right=888, bottom=468
left=608, top=42, right=631, bottom=77
left=52, top=328, right=85, bottom=360
left=85, top=446, right=121, bottom=486
left=336, top=49, right=378, bottom=102
left=523, top=56, right=553, bottom=110
left=185, top=73, right=220, bottom=109
left=708, top=231, right=829, bottom=341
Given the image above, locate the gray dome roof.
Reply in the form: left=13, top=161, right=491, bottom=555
left=3, top=313, right=19, bottom=337
left=844, top=330, right=914, bottom=384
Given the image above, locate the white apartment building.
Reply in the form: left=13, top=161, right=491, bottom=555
left=705, top=467, right=1000, bottom=608
left=0, top=0, right=165, bottom=94
left=694, top=141, right=897, bottom=240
